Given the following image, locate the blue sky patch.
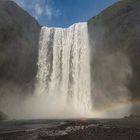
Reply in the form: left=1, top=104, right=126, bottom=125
left=15, top=0, right=118, bottom=27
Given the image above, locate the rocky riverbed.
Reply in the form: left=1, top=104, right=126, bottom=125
left=0, top=118, right=140, bottom=140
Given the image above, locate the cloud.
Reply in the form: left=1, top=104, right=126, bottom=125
left=35, top=3, right=43, bottom=16
left=55, top=9, right=62, bottom=17
left=45, top=5, right=52, bottom=19
left=15, top=0, right=62, bottom=21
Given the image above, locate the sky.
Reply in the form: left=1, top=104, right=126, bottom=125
left=14, top=0, right=118, bottom=27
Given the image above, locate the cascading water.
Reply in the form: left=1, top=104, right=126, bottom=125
left=35, top=22, right=93, bottom=118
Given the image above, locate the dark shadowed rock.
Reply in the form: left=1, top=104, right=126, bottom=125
left=0, top=111, right=7, bottom=120
left=88, top=0, right=140, bottom=115
left=0, top=0, right=41, bottom=87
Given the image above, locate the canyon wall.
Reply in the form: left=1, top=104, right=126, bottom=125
left=88, top=0, right=140, bottom=115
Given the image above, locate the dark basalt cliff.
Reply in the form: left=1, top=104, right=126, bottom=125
left=0, top=0, right=41, bottom=87
left=88, top=0, right=140, bottom=115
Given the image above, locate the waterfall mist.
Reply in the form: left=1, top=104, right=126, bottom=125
left=90, top=47, right=133, bottom=118
left=0, top=22, right=133, bottom=119
left=0, top=22, right=94, bottom=119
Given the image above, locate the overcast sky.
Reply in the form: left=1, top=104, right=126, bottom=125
left=15, top=0, right=118, bottom=27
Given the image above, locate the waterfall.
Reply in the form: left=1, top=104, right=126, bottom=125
left=35, top=22, right=92, bottom=118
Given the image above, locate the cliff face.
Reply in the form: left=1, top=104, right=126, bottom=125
left=88, top=0, right=140, bottom=115
left=0, top=0, right=41, bottom=88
